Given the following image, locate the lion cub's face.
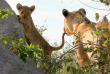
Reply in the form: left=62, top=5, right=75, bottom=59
left=62, top=8, right=86, bottom=36
left=16, top=3, right=35, bottom=19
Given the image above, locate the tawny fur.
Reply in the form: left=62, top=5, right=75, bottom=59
left=16, top=3, right=65, bottom=59
left=62, top=8, right=110, bottom=73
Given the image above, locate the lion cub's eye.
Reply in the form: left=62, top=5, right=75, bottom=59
left=27, top=13, right=29, bottom=14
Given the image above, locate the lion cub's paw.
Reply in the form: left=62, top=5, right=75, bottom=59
left=17, top=15, right=21, bottom=20
left=17, top=15, right=24, bottom=23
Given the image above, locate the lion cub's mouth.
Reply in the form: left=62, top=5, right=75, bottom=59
left=21, top=15, right=26, bottom=19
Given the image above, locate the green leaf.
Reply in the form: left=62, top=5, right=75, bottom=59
left=78, top=32, right=81, bottom=36
left=40, top=30, right=42, bottom=34
left=94, top=31, right=99, bottom=36
left=103, top=16, right=108, bottom=23
left=100, top=0, right=103, bottom=2
left=3, top=40, right=8, bottom=45
left=19, top=38, right=23, bottom=42
left=91, top=32, right=93, bottom=36
left=67, top=66, right=70, bottom=72
left=20, top=53, right=27, bottom=62
left=102, top=40, right=107, bottom=47
left=90, top=23, right=96, bottom=31
left=11, top=41, right=15, bottom=45
left=95, top=13, right=99, bottom=21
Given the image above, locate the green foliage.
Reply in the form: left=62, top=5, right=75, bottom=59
left=90, top=22, right=96, bottom=31
left=95, top=13, right=99, bottom=21
left=0, top=9, right=13, bottom=19
left=103, top=16, right=108, bottom=23
left=39, top=25, right=47, bottom=35
left=35, top=25, right=47, bottom=35
left=77, top=15, right=84, bottom=23
left=0, top=37, right=43, bottom=63
left=0, top=36, right=80, bottom=73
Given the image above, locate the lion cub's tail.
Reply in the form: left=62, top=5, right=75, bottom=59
left=50, top=32, right=66, bottom=51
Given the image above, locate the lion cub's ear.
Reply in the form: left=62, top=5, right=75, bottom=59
left=30, top=5, right=35, bottom=12
left=62, top=9, right=69, bottom=17
left=16, top=3, right=22, bottom=10
left=78, top=8, right=86, bottom=16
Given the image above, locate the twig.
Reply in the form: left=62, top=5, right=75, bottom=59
left=77, top=0, right=110, bottom=11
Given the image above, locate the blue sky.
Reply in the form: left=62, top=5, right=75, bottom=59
left=6, top=0, right=110, bottom=46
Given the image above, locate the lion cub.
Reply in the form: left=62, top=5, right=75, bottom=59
left=16, top=3, right=65, bottom=59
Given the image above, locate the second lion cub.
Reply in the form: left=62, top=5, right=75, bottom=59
left=16, top=3, right=65, bottom=59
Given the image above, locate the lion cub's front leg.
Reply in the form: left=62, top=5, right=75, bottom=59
left=17, top=15, right=25, bottom=24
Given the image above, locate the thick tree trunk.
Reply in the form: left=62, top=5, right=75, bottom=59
left=0, top=0, right=44, bottom=74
